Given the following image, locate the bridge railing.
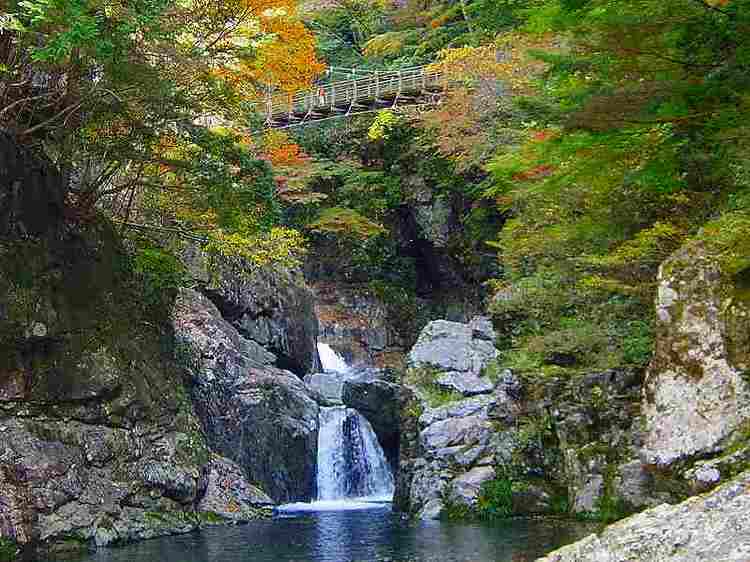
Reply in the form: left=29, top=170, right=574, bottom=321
left=261, top=66, right=444, bottom=125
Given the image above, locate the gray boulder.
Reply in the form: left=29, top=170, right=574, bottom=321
left=447, top=466, right=496, bottom=508
left=182, top=244, right=320, bottom=375
left=435, top=371, right=494, bottom=396
left=538, top=470, right=750, bottom=562
left=174, top=288, right=319, bottom=503
left=304, top=373, right=344, bottom=404
left=197, top=455, right=274, bottom=521
left=408, top=317, right=498, bottom=375
left=642, top=242, right=750, bottom=467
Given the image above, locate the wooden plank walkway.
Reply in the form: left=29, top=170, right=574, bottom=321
left=259, top=66, right=446, bottom=128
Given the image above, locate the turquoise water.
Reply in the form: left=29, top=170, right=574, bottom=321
left=53, top=505, right=590, bottom=562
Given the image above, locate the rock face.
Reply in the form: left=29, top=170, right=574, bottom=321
left=642, top=241, right=750, bottom=467
left=396, top=392, right=499, bottom=517
left=197, top=455, right=273, bottom=521
left=538, top=470, right=750, bottom=562
left=173, top=289, right=319, bottom=503
left=342, top=374, right=402, bottom=470
left=313, top=283, right=402, bottom=369
left=0, top=147, right=252, bottom=554
left=397, top=327, right=655, bottom=521
left=408, top=317, right=498, bottom=375
left=183, top=244, right=321, bottom=375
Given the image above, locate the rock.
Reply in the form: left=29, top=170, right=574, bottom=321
left=682, top=446, right=750, bottom=494
left=571, top=474, right=604, bottom=513
left=419, top=394, right=495, bottom=427
left=182, top=244, right=320, bottom=375
left=469, top=316, right=495, bottom=341
left=612, top=461, right=658, bottom=510
left=418, top=499, right=444, bottom=520
left=435, top=372, right=494, bottom=396
left=342, top=376, right=402, bottom=469
left=538, top=470, right=750, bottom=562
left=312, top=283, right=402, bottom=367
left=0, top=173, right=216, bottom=554
left=398, top=393, right=497, bottom=517
left=642, top=241, right=750, bottom=467
left=173, top=288, right=319, bottom=503
left=414, top=195, right=453, bottom=248
left=304, top=373, right=344, bottom=403
left=197, top=455, right=273, bottom=522
left=447, top=466, right=496, bottom=507
left=408, top=318, right=498, bottom=375
left=513, top=485, right=552, bottom=514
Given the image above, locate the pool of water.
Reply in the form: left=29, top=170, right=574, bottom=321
left=47, top=504, right=592, bottom=562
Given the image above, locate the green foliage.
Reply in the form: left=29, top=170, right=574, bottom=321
left=308, top=207, right=386, bottom=239
left=476, top=477, right=514, bottom=519
left=309, top=0, right=388, bottom=67
left=133, top=247, right=186, bottom=311
left=403, top=366, right=463, bottom=407
left=0, top=537, right=18, bottom=562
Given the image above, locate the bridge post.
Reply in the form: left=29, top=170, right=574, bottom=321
left=393, top=70, right=403, bottom=108
left=265, top=88, right=273, bottom=126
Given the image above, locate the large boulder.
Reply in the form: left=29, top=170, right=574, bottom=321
left=182, top=245, right=320, bottom=375
left=642, top=241, right=750, bottom=467
left=395, top=394, right=498, bottom=517
left=538, top=470, right=750, bottom=562
left=342, top=374, right=402, bottom=470
left=173, top=289, right=319, bottom=503
left=197, top=455, right=273, bottom=522
left=408, top=317, right=498, bottom=375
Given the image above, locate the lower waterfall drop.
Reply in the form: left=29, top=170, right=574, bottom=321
left=317, top=406, right=394, bottom=502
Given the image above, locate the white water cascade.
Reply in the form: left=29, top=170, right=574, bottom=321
left=317, top=342, right=351, bottom=374
left=277, top=344, right=394, bottom=512
left=316, top=406, right=394, bottom=501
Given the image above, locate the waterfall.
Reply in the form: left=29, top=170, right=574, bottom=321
left=277, top=343, right=394, bottom=512
left=317, top=343, right=351, bottom=374
left=317, top=406, right=394, bottom=501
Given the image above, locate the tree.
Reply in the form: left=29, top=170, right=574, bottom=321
left=0, top=0, right=324, bottom=266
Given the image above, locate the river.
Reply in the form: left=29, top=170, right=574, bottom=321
left=48, top=505, right=591, bottom=562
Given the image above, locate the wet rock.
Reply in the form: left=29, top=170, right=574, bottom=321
left=304, top=373, right=344, bottom=404
left=197, top=455, right=273, bottom=521
left=408, top=318, right=498, bottom=375
left=642, top=242, right=750, bottom=468
left=539, top=470, right=750, bottom=562
left=417, top=499, right=444, bottom=520
left=342, top=376, right=402, bottom=469
left=174, top=288, right=319, bottom=503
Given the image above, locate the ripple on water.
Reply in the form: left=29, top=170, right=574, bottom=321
left=42, top=510, right=593, bottom=562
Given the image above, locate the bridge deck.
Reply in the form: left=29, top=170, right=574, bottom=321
left=260, top=66, right=445, bottom=128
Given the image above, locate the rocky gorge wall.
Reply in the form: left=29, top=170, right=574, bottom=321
left=0, top=136, right=323, bottom=558
left=391, top=236, right=750, bottom=559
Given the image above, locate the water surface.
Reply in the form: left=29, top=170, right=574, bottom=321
left=54, top=505, right=591, bottom=562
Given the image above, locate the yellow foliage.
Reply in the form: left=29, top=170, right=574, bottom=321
left=203, top=227, right=307, bottom=269
left=367, top=110, right=400, bottom=140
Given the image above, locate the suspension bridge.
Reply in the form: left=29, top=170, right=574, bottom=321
left=258, top=66, right=447, bottom=129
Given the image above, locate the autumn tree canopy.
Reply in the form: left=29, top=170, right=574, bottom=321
left=0, top=0, right=324, bottom=265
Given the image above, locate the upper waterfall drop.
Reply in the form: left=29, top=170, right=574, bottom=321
left=317, top=342, right=351, bottom=374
